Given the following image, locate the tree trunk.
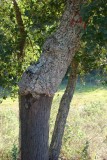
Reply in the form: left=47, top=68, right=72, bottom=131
left=19, top=94, right=53, bottom=160
left=49, top=59, right=78, bottom=160
left=19, top=0, right=85, bottom=97
left=19, top=0, right=85, bottom=159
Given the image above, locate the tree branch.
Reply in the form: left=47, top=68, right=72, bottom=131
left=13, top=0, right=27, bottom=60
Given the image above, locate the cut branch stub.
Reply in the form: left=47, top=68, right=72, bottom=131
left=19, top=1, right=84, bottom=97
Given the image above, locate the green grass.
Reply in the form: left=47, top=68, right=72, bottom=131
left=0, top=98, right=19, bottom=160
left=0, top=83, right=107, bottom=160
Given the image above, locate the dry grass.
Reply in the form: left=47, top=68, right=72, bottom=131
left=0, top=84, right=107, bottom=160
left=50, top=84, right=107, bottom=160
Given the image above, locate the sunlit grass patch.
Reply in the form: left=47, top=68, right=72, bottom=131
left=0, top=83, right=107, bottom=159
left=51, top=84, right=107, bottom=159
left=0, top=99, right=19, bottom=160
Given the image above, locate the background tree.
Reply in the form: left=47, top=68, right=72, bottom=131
left=49, top=59, right=78, bottom=160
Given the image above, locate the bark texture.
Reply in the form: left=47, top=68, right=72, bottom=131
left=19, top=0, right=84, bottom=97
left=49, top=59, right=78, bottom=160
left=19, top=94, right=53, bottom=160
left=18, top=1, right=85, bottom=160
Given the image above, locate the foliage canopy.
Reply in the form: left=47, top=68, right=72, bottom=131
left=0, top=0, right=107, bottom=99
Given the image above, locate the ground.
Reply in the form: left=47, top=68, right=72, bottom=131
left=0, top=83, right=107, bottom=160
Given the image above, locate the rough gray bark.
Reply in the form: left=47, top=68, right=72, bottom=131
left=49, top=59, right=78, bottom=160
left=19, top=0, right=84, bottom=97
left=19, top=94, right=53, bottom=160
left=18, top=0, right=86, bottom=159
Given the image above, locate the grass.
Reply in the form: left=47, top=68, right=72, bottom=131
left=0, top=98, right=19, bottom=160
left=0, top=83, right=107, bottom=160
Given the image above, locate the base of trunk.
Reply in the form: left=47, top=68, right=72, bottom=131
left=19, top=94, right=53, bottom=160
